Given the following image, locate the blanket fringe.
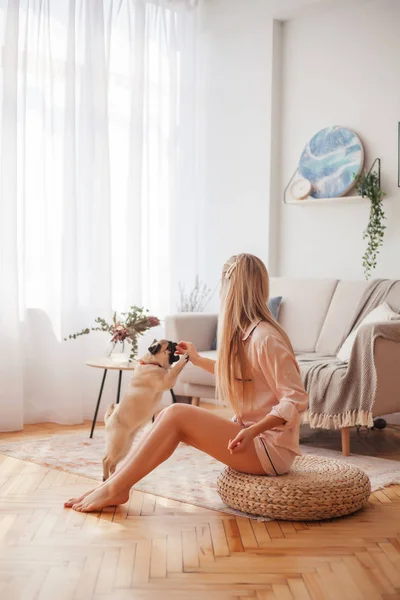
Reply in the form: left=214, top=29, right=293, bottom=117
left=303, top=409, right=374, bottom=430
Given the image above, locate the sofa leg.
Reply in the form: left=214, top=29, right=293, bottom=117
left=191, top=397, right=200, bottom=407
left=341, top=427, right=350, bottom=456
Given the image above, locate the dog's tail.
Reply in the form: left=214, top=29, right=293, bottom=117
left=104, top=403, right=116, bottom=424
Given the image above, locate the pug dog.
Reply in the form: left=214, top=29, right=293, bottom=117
left=102, top=340, right=189, bottom=481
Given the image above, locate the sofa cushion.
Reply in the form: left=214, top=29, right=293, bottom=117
left=316, top=280, right=400, bottom=356
left=269, top=278, right=338, bottom=353
left=337, top=302, right=400, bottom=362
left=180, top=350, right=217, bottom=387
left=385, top=281, right=400, bottom=312
left=315, top=280, right=370, bottom=355
left=165, top=313, right=218, bottom=352
left=269, top=295, right=283, bottom=320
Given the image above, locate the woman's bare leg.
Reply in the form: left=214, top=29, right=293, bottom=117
left=64, top=407, right=170, bottom=507
left=68, top=403, right=264, bottom=512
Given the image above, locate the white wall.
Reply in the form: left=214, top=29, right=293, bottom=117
left=278, top=0, right=400, bottom=279
left=198, top=1, right=279, bottom=310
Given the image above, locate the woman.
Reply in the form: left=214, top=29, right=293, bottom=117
left=65, top=254, right=308, bottom=512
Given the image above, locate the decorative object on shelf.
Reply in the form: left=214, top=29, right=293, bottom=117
left=356, top=158, right=385, bottom=280
left=178, top=275, right=214, bottom=312
left=299, top=126, right=364, bottom=198
left=284, top=126, right=366, bottom=203
left=290, top=177, right=312, bottom=200
left=64, top=307, right=160, bottom=361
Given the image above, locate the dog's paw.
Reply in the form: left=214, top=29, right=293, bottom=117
left=183, top=353, right=190, bottom=363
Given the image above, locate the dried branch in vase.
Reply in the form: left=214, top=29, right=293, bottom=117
left=178, top=275, right=213, bottom=312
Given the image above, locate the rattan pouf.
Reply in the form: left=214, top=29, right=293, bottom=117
left=217, top=455, right=371, bottom=521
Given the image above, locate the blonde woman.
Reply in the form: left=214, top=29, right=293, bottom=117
left=65, top=254, right=308, bottom=512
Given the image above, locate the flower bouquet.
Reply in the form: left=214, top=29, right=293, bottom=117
left=64, top=306, right=160, bottom=361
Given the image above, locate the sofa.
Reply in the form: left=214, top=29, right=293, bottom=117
left=165, top=278, right=400, bottom=455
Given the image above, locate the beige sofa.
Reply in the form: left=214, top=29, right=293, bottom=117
left=165, top=278, right=400, bottom=455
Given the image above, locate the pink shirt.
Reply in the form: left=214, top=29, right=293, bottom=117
left=238, top=319, right=309, bottom=456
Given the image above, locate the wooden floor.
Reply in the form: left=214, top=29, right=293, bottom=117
left=1, top=415, right=400, bottom=599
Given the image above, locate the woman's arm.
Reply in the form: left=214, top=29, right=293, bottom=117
left=248, top=414, right=286, bottom=436
left=176, top=341, right=216, bottom=374
left=228, top=414, right=285, bottom=453
left=192, top=355, right=216, bottom=374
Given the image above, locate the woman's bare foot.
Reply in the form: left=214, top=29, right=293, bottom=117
left=64, top=485, right=100, bottom=508
left=72, top=484, right=130, bottom=512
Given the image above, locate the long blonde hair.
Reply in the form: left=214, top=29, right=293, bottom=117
left=216, top=253, right=296, bottom=417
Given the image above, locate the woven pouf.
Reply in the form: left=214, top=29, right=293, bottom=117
left=217, top=455, right=371, bottom=521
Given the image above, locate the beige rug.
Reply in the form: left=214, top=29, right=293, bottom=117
left=0, top=429, right=399, bottom=518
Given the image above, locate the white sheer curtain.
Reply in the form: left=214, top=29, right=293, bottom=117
left=0, top=0, right=200, bottom=431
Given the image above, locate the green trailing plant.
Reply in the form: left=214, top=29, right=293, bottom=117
left=64, top=307, right=160, bottom=361
left=356, top=171, right=386, bottom=280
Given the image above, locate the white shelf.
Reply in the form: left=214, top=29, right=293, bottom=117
left=284, top=195, right=365, bottom=206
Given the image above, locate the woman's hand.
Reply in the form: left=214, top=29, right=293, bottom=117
left=175, top=341, right=200, bottom=365
left=228, top=428, right=256, bottom=454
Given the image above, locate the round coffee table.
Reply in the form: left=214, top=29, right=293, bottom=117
left=86, top=358, right=177, bottom=438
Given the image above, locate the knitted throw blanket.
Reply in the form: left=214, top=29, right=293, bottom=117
left=300, top=280, right=400, bottom=429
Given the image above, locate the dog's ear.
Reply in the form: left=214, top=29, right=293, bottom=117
left=148, top=342, right=161, bottom=355
left=168, top=341, right=180, bottom=364
left=167, top=341, right=178, bottom=355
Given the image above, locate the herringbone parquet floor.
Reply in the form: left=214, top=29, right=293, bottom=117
left=1, top=417, right=400, bottom=600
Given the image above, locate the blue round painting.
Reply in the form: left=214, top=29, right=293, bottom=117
left=298, top=127, right=364, bottom=199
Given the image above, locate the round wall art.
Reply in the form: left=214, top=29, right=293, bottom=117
left=298, top=126, right=364, bottom=199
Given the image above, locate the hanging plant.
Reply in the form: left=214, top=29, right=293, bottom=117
left=356, top=171, right=386, bottom=280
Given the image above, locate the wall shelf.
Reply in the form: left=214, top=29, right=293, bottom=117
left=285, top=195, right=365, bottom=206
left=283, top=157, right=381, bottom=205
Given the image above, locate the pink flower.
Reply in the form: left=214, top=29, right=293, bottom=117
left=111, top=324, right=129, bottom=342
left=148, top=316, right=160, bottom=328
